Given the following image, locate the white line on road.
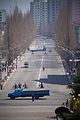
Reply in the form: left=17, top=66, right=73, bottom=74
left=37, top=56, right=44, bottom=87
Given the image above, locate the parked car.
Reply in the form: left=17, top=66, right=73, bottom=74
left=24, top=62, right=28, bottom=65
left=24, top=62, right=28, bottom=68
left=55, top=106, right=71, bottom=120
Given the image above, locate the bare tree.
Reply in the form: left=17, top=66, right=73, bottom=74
left=55, top=5, right=77, bottom=56
left=4, top=5, right=36, bottom=65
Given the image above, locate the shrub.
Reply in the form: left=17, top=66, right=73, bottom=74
left=62, top=112, right=80, bottom=120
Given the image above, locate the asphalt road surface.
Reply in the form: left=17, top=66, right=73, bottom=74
left=0, top=36, right=70, bottom=120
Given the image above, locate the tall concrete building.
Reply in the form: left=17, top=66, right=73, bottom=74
left=70, top=0, right=80, bottom=25
left=69, top=0, right=80, bottom=48
left=47, top=0, right=61, bottom=37
left=0, top=10, right=6, bottom=23
left=30, top=0, right=48, bottom=35
left=0, top=9, right=6, bottom=30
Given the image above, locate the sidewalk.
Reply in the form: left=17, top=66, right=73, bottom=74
left=2, top=70, right=7, bottom=80
left=0, top=50, right=30, bottom=90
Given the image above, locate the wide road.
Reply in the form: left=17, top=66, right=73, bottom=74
left=0, top=36, right=70, bottom=120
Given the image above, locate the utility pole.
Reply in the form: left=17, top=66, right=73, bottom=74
left=0, top=46, right=2, bottom=81
left=0, top=31, right=2, bottom=81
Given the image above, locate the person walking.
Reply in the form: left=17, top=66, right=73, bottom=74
left=66, top=99, right=69, bottom=107
left=43, top=67, right=45, bottom=71
left=62, top=102, right=65, bottom=107
left=24, top=83, right=27, bottom=88
left=32, top=94, right=35, bottom=102
left=14, top=83, right=17, bottom=89
left=0, top=82, right=3, bottom=90
left=18, top=82, right=22, bottom=88
left=40, top=82, right=44, bottom=88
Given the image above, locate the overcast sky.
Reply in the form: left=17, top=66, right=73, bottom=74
left=0, top=0, right=33, bottom=14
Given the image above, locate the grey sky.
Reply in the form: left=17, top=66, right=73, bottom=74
left=0, top=0, right=33, bottom=14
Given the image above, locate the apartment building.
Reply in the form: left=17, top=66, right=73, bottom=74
left=0, top=9, right=6, bottom=23
left=47, top=0, right=61, bottom=37
left=69, top=0, right=80, bottom=48
left=30, top=0, right=48, bottom=35
left=0, top=9, right=6, bottom=30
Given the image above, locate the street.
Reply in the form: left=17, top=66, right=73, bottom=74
left=0, top=37, right=70, bottom=120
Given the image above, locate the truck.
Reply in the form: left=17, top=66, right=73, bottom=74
left=8, top=88, right=50, bottom=100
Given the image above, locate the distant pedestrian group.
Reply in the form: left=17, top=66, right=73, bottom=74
left=13, top=82, right=28, bottom=89
left=39, top=82, right=44, bottom=88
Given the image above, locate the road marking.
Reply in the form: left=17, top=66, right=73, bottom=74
left=37, top=56, right=44, bottom=87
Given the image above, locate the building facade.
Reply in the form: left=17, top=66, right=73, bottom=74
left=71, top=0, right=80, bottom=25
left=74, top=26, right=80, bottom=48
left=69, top=0, right=80, bottom=48
left=0, top=10, right=6, bottom=23
left=47, top=0, right=61, bottom=37
left=0, top=9, right=6, bottom=31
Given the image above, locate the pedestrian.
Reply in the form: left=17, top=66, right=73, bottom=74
left=18, top=82, right=21, bottom=88
left=43, top=67, right=45, bottom=71
left=0, top=82, right=3, bottom=90
left=66, top=99, right=69, bottom=107
left=24, top=83, right=27, bottom=88
left=62, top=102, right=65, bottom=107
left=5, top=76, right=7, bottom=81
left=14, top=83, right=17, bottom=89
left=32, top=94, right=35, bottom=102
left=45, top=52, right=46, bottom=54
left=12, top=85, right=14, bottom=89
left=16, top=64, right=17, bottom=69
left=40, top=82, right=44, bottom=88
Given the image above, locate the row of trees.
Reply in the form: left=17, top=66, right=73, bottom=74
left=68, top=72, right=80, bottom=113
left=3, top=5, right=36, bottom=65
left=54, top=2, right=80, bottom=119
left=54, top=2, right=77, bottom=63
left=61, top=73, right=80, bottom=119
